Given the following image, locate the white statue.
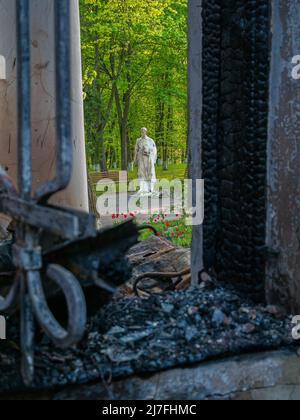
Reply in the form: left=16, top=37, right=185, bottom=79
left=134, top=128, right=157, bottom=195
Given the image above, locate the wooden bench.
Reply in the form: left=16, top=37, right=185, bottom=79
left=184, top=167, right=190, bottom=179
left=89, top=171, right=120, bottom=186
left=88, top=171, right=122, bottom=214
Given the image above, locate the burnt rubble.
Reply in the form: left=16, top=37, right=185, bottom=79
left=0, top=221, right=138, bottom=316
left=0, top=275, right=295, bottom=395
left=202, top=0, right=269, bottom=299
left=0, top=0, right=297, bottom=398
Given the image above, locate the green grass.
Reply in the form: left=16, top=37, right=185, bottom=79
left=111, top=211, right=192, bottom=247
left=93, top=163, right=187, bottom=195
left=127, top=163, right=187, bottom=182
left=138, top=213, right=192, bottom=247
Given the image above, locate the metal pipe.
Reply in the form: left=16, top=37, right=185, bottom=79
left=16, top=0, right=32, bottom=200
left=35, top=0, right=72, bottom=203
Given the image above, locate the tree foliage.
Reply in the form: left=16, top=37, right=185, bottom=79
left=80, top=0, right=187, bottom=171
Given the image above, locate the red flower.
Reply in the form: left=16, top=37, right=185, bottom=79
left=176, top=228, right=179, bottom=232
left=166, top=222, right=170, bottom=227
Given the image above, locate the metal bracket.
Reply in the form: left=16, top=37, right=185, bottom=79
left=12, top=245, right=42, bottom=271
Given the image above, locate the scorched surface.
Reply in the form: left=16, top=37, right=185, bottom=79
left=0, top=279, right=295, bottom=394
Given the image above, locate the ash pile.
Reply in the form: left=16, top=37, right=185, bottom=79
left=0, top=235, right=296, bottom=395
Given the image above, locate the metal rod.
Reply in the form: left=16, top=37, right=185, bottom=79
left=16, top=0, right=32, bottom=200
left=27, top=265, right=87, bottom=348
left=35, top=0, right=72, bottom=203
left=54, top=0, right=72, bottom=189
left=20, top=273, right=35, bottom=386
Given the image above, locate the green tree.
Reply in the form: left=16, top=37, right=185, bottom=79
left=80, top=0, right=187, bottom=172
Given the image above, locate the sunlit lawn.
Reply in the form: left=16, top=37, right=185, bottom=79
left=139, top=214, right=192, bottom=247
left=127, top=163, right=187, bottom=182
left=93, top=163, right=187, bottom=195
left=112, top=212, right=192, bottom=247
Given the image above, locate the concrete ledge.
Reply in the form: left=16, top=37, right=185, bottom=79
left=54, top=349, right=300, bottom=400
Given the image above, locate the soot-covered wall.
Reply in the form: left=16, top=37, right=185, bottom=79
left=202, top=0, right=269, bottom=300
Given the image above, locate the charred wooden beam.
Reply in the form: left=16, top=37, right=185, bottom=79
left=200, top=0, right=270, bottom=301
left=200, top=0, right=300, bottom=312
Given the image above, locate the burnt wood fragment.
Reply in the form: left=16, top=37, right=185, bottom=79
left=123, top=235, right=191, bottom=297
left=0, top=221, right=138, bottom=314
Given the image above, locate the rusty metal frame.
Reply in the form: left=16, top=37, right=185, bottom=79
left=0, top=0, right=92, bottom=385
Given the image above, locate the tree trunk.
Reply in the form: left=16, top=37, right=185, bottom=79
left=98, top=130, right=107, bottom=172
left=94, top=128, right=108, bottom=172
left=115, top=87, right=131, bottom=171
left=94, top=41, right=116, bottom=173
left=114, top=44, right=132, bottom=171
left=120, top=121, right=128, bottom=171
left=164, top=103, right=173, bottom=171
left=155, top=98, right=165, bottom=166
